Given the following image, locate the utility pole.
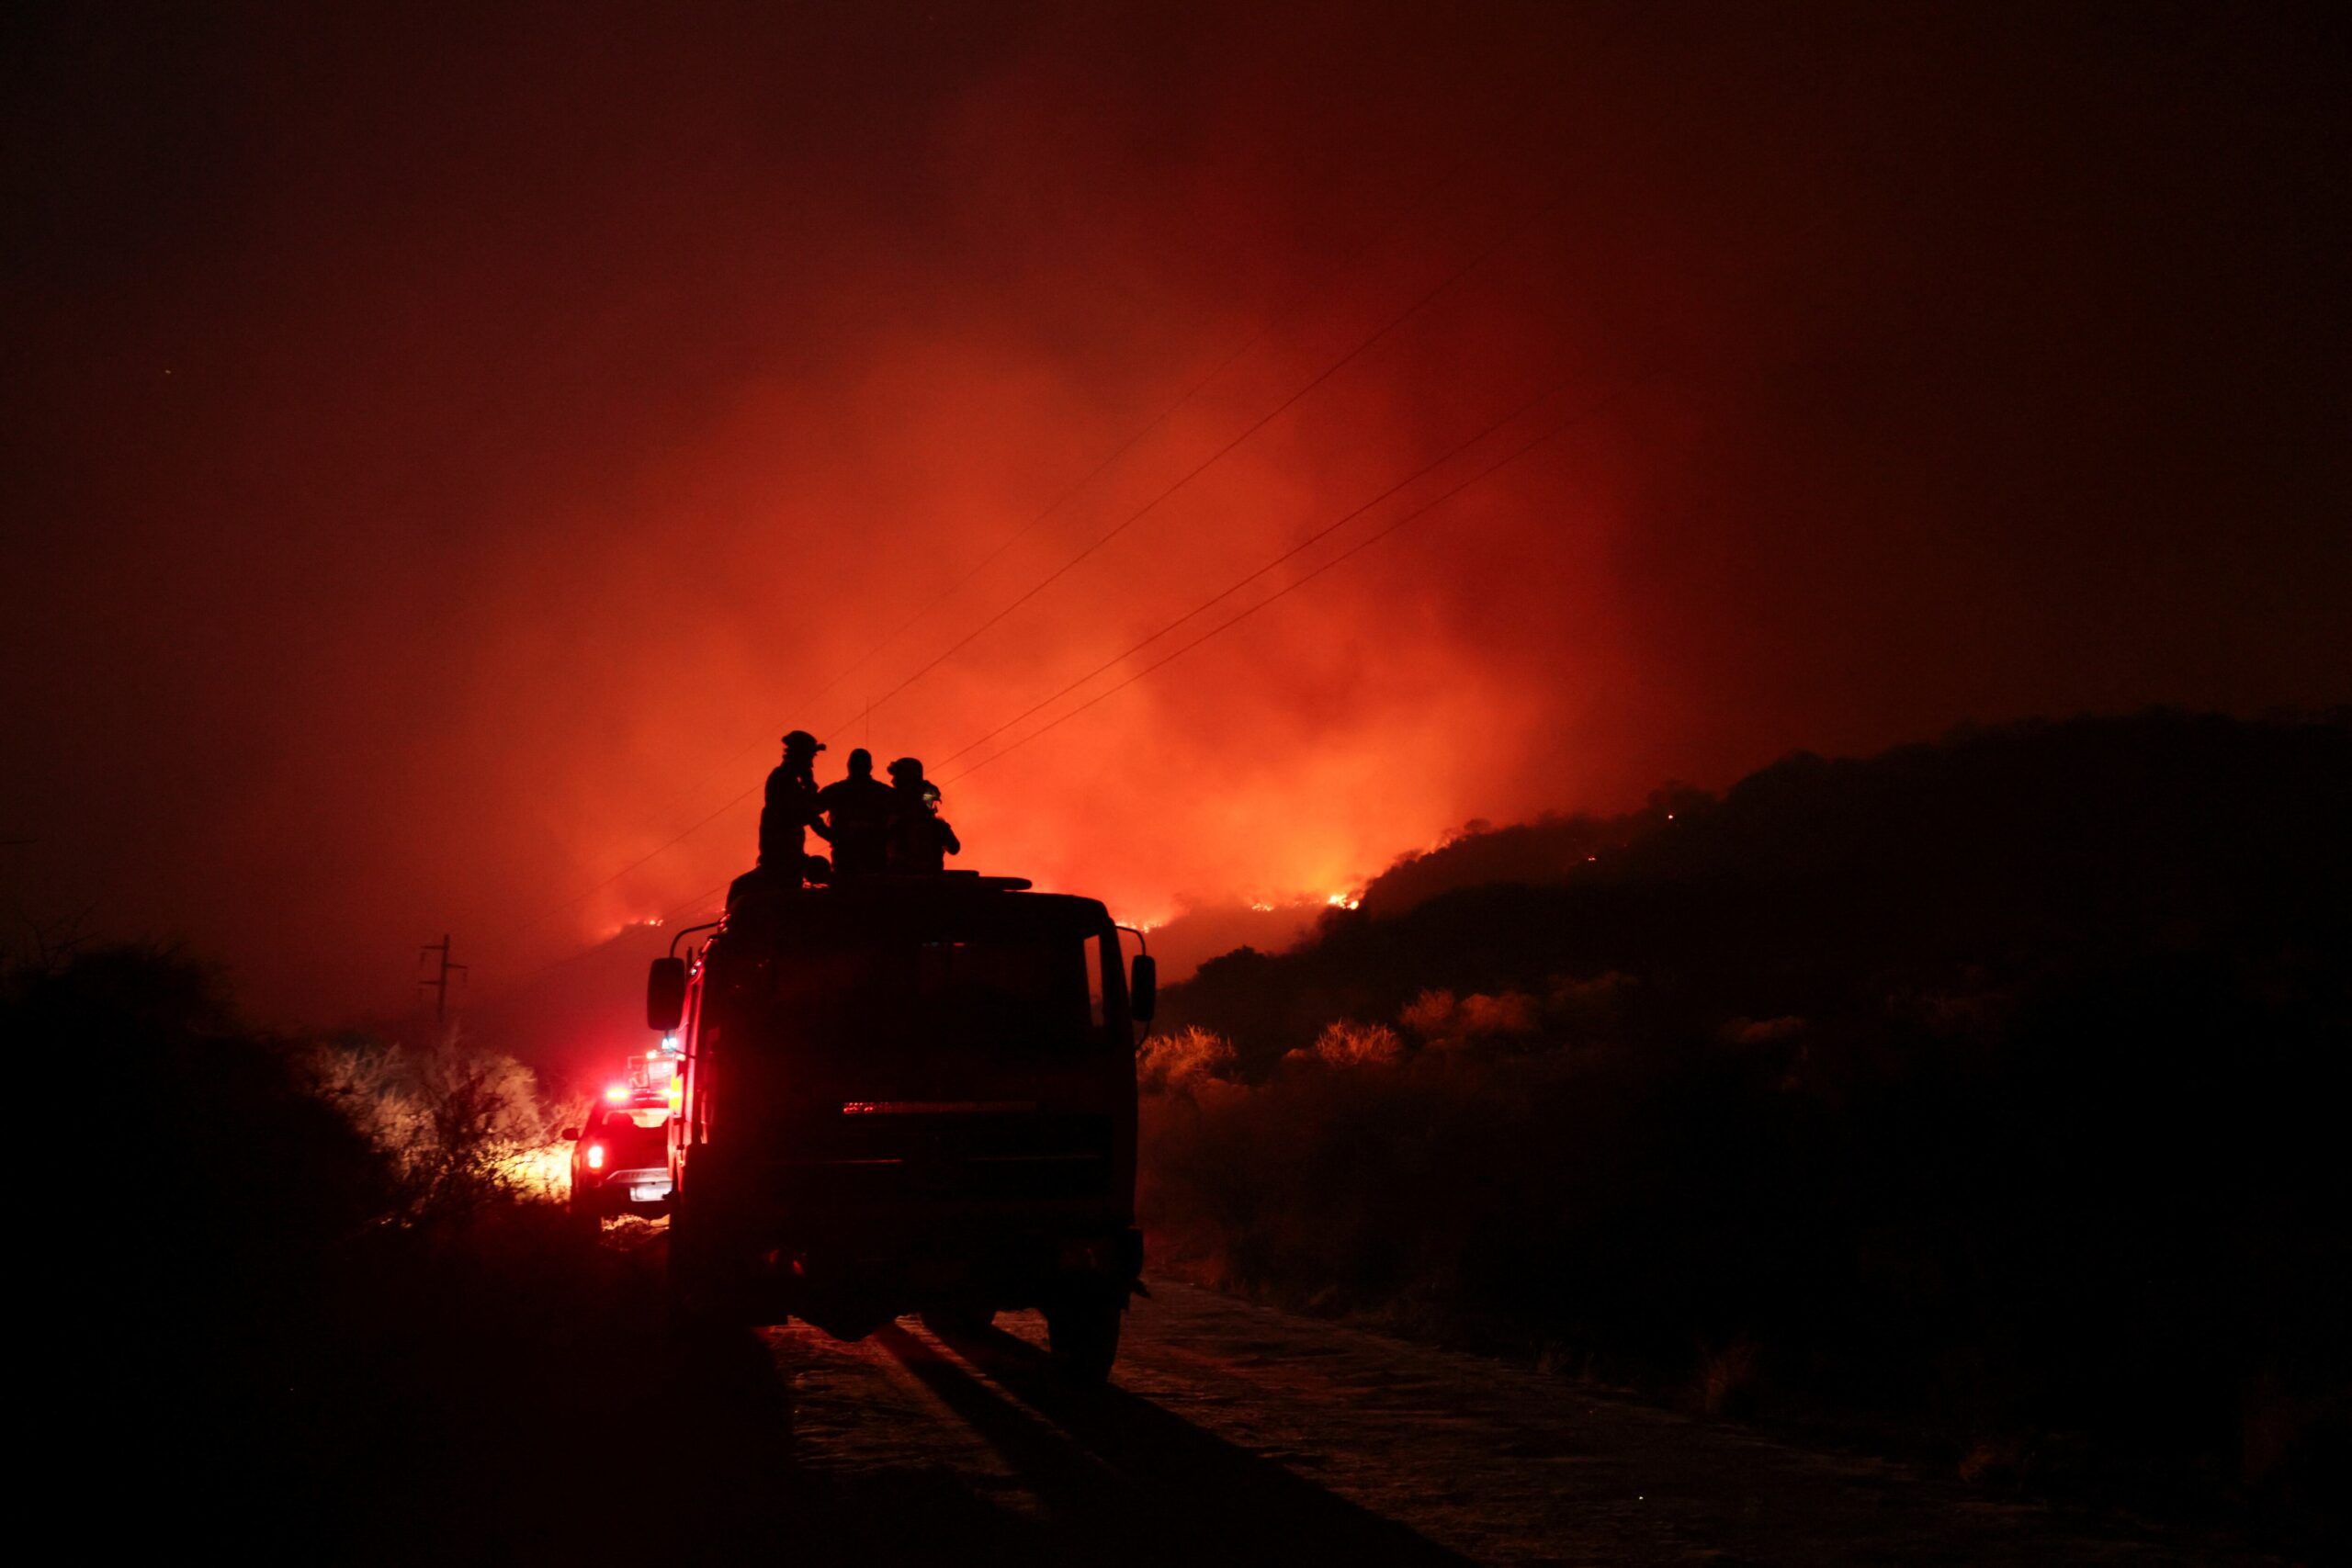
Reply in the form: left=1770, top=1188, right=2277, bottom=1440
left=417, top=933, right=468, bottom=1021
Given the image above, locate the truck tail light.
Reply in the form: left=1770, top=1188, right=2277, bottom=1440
left=585, top=1144, right=605, bottom=1170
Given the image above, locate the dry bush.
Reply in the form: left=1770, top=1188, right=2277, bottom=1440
left=1460, top=990, right=1538, bottom=1037
left=1398, top=987, right=1457, bottom=1038
left=1138, top=1027, right=1254, bottom=1280
left=1403, top=987, right=1540, bottom=1049
left=1137, top=1024, right=1238, bottom=1095
left=309, top=1032, right=568, bottom=1220
left=1291, top=1018, right=1405, bottom=1068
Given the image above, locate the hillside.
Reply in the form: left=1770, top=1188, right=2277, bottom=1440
left=1140, top=710, right=2350, bottom=1540
left=1165, top=709, right=2350, bottom=1073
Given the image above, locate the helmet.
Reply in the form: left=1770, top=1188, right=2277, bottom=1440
left=782, top=729, right=823, bottom=754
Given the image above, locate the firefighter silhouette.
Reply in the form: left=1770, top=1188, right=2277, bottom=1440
left=815, top=747, right=897, bottom=875
left=885, top=757, right=961, bottom=872
left=758, top=729, right=827, bottom=877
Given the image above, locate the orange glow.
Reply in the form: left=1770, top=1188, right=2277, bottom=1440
left=27, top=7, right=2336, bottom=1046
left=604, top=1083, right=628, bottom=1102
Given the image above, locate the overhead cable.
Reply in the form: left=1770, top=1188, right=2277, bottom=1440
left=942, top=374, right=1649, bottom=784
left=936, top=375, right=1567, bottom=768
left=508, top=113, right=1555, bottom=939
left=835, top=180, right=1569, bottom=736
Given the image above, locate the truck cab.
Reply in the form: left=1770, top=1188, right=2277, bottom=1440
left=650, top=872, right=1153, bottom=1382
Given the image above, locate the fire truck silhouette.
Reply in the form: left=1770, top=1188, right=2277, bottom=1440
left=650, top=870, right=1155, bottom=1383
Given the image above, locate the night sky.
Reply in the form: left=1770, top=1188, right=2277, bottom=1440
left=6, top=2, right=2346, bottom=1021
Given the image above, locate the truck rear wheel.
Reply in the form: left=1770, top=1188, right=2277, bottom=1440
left=1044, top=1293, right=1122, bottom=1386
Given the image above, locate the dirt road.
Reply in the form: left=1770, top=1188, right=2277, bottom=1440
left=658, top=1276, right=2265, bottom=1565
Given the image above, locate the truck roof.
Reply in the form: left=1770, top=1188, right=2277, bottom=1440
left=713, top=871, right=1114, bottom=949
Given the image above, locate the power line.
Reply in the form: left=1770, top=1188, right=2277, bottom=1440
left=936, top=375, right=1566, bottom=769
left=599, top=96, right=1555, bottom=863
left=662, top=879, right=731, bottom=926
left=498, top=353, right=1607, bottom=969
left=942, top=375, right=1646, bottom=786
left=806, top=94, right=1557, bottom=739
left=832, top=178, right=1569, bottom=739
left=616, top=336, right=1260, bottom=840
left=503, top=191, right=1562, bottom=951
left=506, top=114, right=1557, bottom=943
left=521, top=776, right=769, bottom=935
left=808, top=334, right=1256, bottom=705
left=511, top=382, right=1561, bottom=951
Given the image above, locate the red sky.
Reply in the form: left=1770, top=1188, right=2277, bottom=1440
left=6, top=1, right=2346, bottom=1022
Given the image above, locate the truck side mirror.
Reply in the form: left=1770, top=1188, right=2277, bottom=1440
left=560, top=1126, right=579, bottom=1142
left=647, top=957, right=687, bottom=1032
left=1129, top=953, right=1157, bottom=1023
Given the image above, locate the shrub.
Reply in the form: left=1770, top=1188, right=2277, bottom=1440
left=15, top=942, right=622, bottom=1556
left=308, top=1032, right=569, bottom=1219
left=1291, top=1018, right=1405, bottom=1068
left=1137, top=1024, right=1238, bottom=1095
left=1402, top=987, right=1540, bottom=1049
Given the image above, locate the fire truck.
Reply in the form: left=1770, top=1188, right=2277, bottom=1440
left=649, top=870, right=1155, bottom=1383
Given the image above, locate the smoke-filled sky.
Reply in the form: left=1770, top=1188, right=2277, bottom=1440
left=6, top=1, right=2346, bottom=1021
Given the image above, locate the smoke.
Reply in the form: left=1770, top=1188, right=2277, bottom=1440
left=6, top=2, right=2345, bottom=1019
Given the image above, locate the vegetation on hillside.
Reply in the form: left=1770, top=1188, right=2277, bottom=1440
left=18, top=940, right=648, bottom=1560
left=1144, top=710, right=2350, bottom=1542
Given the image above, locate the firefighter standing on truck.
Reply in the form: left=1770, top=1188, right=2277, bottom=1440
left=759, top=729, right=827, bottom=879
left=815, top=747, right=898, bottom=875
left=885, top=757, right=961, bottom=872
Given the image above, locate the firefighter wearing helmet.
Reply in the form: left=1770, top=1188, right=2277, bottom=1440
left=758, top=729, right=828, bottom=878
left=885, top=757, right=961, bottom=873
